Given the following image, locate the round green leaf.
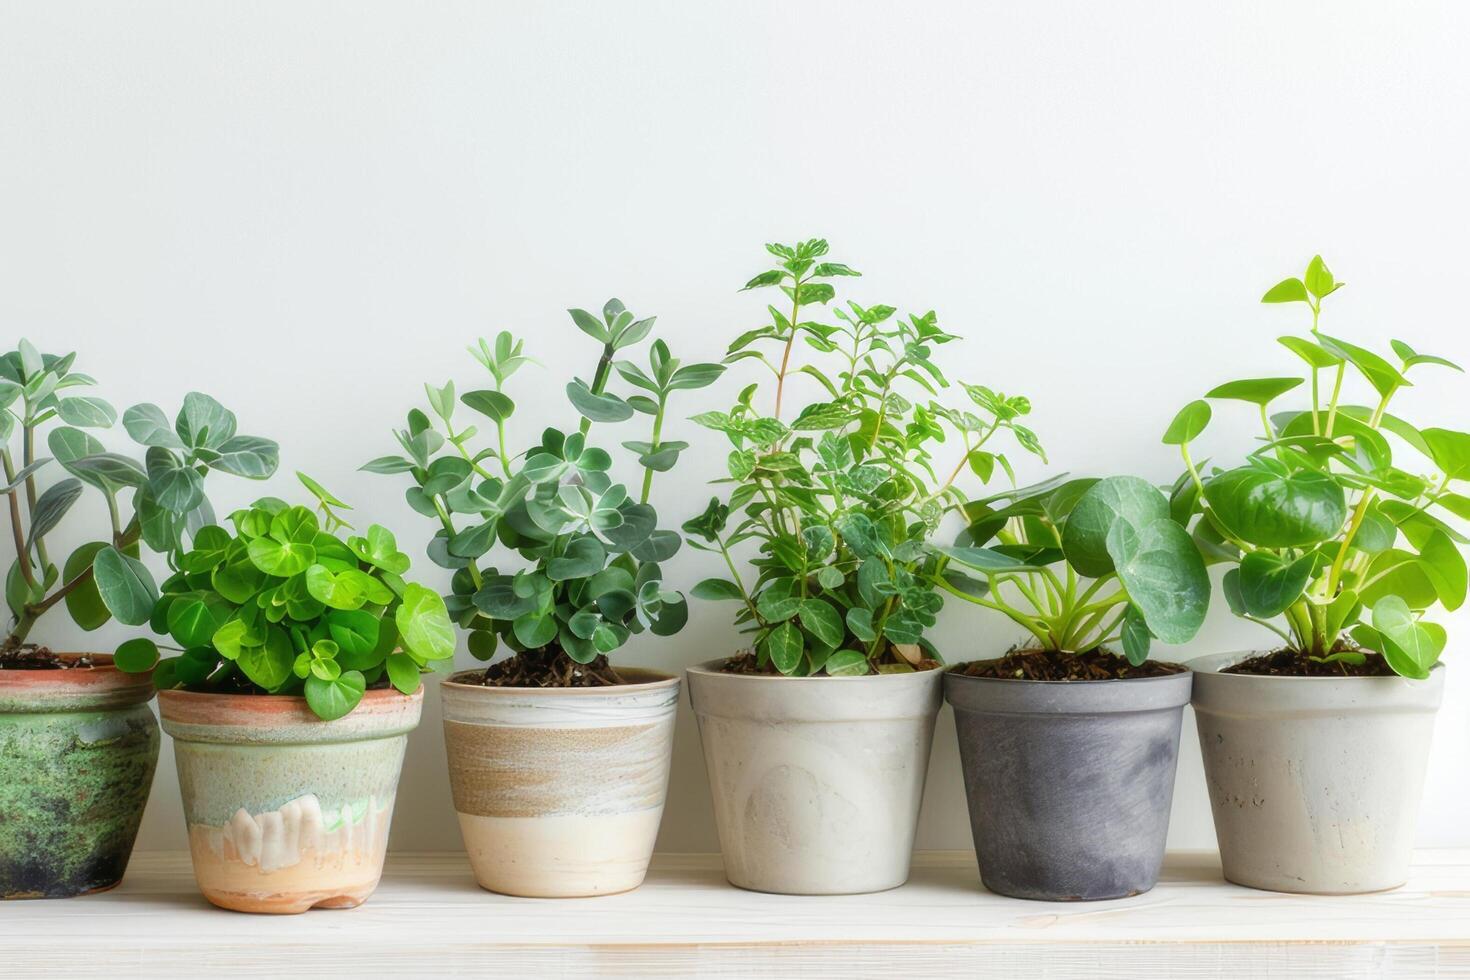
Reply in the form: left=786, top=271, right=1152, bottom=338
left=304, top=670, right=366, bottom=721
left=93, top=545, right=159, bottom=626
left=1162, top=400, right=1211, bottom=445
left=1203, top=467, right=1347, bottom=548
left=63, top=541, right=112, bottom=631
left=764, top=621, right=803, bottom=675
left=798, top=598, right=844, bottom=648
left=396, top=583, right=456, bottom=661
left=114, top=637, right=159, bottom=673
left=1061, top=476, right=1169, bottom=578
left=1237, top=550, right=1316, bottom=618
left=1108, top=518, right=1209, bottom=645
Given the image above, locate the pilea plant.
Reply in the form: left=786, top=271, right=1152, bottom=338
left=1164, top=255, right=1468, bottom=679
left=366, top=303, right=723, bottom=685
left=2, top=339, right=278, bottom=663
left=682, top=238, right=1045, bottom=676
left=934, top=475, right=1211, bottom=674
left=114, top=474, right=455, bottom=719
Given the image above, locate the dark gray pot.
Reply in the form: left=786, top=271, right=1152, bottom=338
left=944, top=667, right=1192, bottom=901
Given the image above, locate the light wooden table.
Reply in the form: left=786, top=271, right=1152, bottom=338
left=3, top=851, right=1467, bottom=978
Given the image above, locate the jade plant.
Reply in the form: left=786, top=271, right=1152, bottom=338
left=2, top=339, right=278, bottom=663
left=934, top=475, right=1211, bottom=669
left=114, top=474, right=455, bottom=719
left=682, top=238, right=1045, bottom=676
left=1164, top=255, right=1468, bottom=678
left=366, top=303, right=723, bottom=685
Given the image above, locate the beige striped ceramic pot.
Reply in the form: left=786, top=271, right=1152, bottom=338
left=440, top=668, right=678, bottom=897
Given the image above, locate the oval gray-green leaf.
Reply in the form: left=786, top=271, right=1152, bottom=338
left=1061, top=476, right=1169, bottom=578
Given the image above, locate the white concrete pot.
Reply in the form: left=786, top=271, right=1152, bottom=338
left=1190, top=652, right=1445, bottom=894
left=440, top=668, right=678, bottom=898
left=686, top=660, right=943, bottom=895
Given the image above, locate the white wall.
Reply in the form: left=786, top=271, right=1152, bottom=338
left=2, top=0, right=1466, bottom=855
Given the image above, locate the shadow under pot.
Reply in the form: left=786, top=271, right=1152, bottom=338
left=686, top=660, right=943, bottom=895
left=1191, top=652, right=1445, bottom=895
left=944, top=666, right=1192, bottom=901
left=440, top=668, right=678, bottom=898
left=158, top=687, right=422, bottom=914
left=0, top=655, right=160, bottom=900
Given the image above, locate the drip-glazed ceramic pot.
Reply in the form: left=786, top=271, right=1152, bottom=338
left=441, top=668, right=678, bottom=897
left=159, top=686, right=422, bottom=914
left=0, top=655, right=159, bottom=899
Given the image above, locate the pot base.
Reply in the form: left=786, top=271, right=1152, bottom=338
left=200, top=882, right=377, bottom=914
left=1222, top=872, right=1406, bottom=897
left=459, top=809, right=661, bottom=898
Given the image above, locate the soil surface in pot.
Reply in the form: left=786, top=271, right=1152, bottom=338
left=716, top=648, right=942, bottom=676
left=1222, top=645, right=1395, bottom=677
left=467, top=645, right=632, bottom=687
left=955, top=647, right=1184, bottom=681
left=0, top=643, right=92, bottom=670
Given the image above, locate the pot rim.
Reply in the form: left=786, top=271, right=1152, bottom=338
left=943, top=661, right=1193, bottom=686
left=0, top=652, right=157, bottom=711
left=159, top=684, right=424, bottom=744
left=157, top=684, right=423, bottom=709
left=1188, top=650, right=1447, bottom=681
left=685, top=656, right=942, bottom=683
left=442, top=665, right=678, bottom=694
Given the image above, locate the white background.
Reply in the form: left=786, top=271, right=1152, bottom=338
left=2, top=0, right=1467, bottom=855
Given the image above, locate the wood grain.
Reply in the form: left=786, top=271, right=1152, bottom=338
left=2, top=850, right=1466, bottom=978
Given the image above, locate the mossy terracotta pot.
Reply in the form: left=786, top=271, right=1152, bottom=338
left=1191, top=652, right=1445, bottom=894
left=0, top=654, right=160, bottom=899
left=687, top=660, right=943, bottom=895
left=945, top=666, right=1192, bottom=901
left=441, top=668, right=678, bottom=898
left=158, top=686, right=422, bottom=914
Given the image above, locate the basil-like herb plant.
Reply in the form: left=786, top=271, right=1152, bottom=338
left=367, top=303, right=724, bottom=685
left=2, top=339, right=278, bottom=663
left=682, top=239, right=1045, bottom=676
left=934, top=475, right=1211, bottom=671
left=114, top=474, right=456, bottom=720
left=1164, top=255, right=1468, bottom=678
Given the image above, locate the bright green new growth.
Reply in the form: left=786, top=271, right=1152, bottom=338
left=115, top=474, right=455, bottom=720
left=366, top=302, right=724, bottom=669
left=1, top=340, right=278, bottom=651
left=936, top=475, right=1211, bottom=662
left=1165, top=255, right=1468, bottom=679
left=683, top=239, right=1045, bottom=677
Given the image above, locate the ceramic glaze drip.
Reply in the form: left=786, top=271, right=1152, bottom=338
left=201, top=794, right=388, bottom=873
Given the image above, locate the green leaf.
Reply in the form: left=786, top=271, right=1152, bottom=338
left=305, top=671, right=367, bottom=721
left=1203, top=467, right=1347, bottom=548
left=834, top=512, right=880, bottom=559
left=667, top=363, right=726, bottom=391
left=63, top=541, right=112, bottom=630
left=845, top=606, right=876, bottom=642
left=168, top=596, right=227, bottom=648
left=25, top=478, right=82, bottom=553
left=1370, top=596, right=1444, bottom=680
left=122, top=403, right=186, bottom=448
left=237, top=627, right=294, bottom=690
left=396, top=583, right=456, bottom=660
left=462, top=389, right=515, bottom=422
left=1261, top=277, right=1309, bottom=304
left=327, top=608, right=381, bottom=656
left=114, top=637, right=159, bottom=673
left=210, top=436, right=279, bottom=479
left=824, top=649, right=869, bottom=676
left=569, top=308, right=610, bottom=342
left=56, top=395, right=116, bottom=428
left=765, top=621, right=803, bottom=675
left=798, top=598, right=844, bottom=648
left=1204, top=377, right=1304, bottom=406
left=513, top=609, right=558, bottom=648
left=1162, top=400, right=1211, bottom=445
left=247, top=536, right=316, bottom=577
left=691, top=577, right=743, bottom=601
left=305, top=564, right=368, bottom=610
left=1278, top=335, right=1342, bottom=369
left=1391, top=340, right=1463, bottom=374
left=1106, top=518, right=1209, bottom=644
left=1303, top=255, right=1335, bottom=298
left=566, top=380, right=633, bottom=423
left=548, top=535, right=607, bottom=581
left=386, top=652, right=421, bottom=694
left=1422, top=428, right=1470, bottom=482
left=92, top=546, right=159, bottom=626
left=1315, top=333, right=1407, bottom=399
left=1237, top=550, right=1315, bottom=618
left=1418, top=529, right=1467, bottom=611
left=816, top=565, right=844, bottom=590
left=1120, top=605, right=1151, bottom=665
left=1061, top=476, right=1170, bottom=578
left=175, top=392, right=236, bottom=449
left=347, top=524, right=412, bottom=574
left=146, top=447, right=204, bottom=513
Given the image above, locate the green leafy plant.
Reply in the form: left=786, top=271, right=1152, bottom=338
left=682, top=238, right=1045, bottom=676
left=1164, top=255, right=1468, bottom=678
left=116, top=474, right=454, bottom=720
left=2, top=339, right=278, bottom=657
left=935, top=475, right=1211, bottom=663
left=367, top=302, right=724, bottom=682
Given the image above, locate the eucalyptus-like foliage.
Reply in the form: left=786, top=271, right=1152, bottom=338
left=114, top=475, right=454, bottom=720
left=936, top=475, right=1211, bottom=662
left=367, top=303, right=724, bottom=666
left=1, top=340, right=278, bottom=649
left=1164, top=256, right=1469, bottom=678
left=683, top=239, right=1044, bottom=676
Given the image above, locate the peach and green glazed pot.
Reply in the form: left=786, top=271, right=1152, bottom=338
left=159, top=686, right=422, bottom=914
left=0, top=654, right=160, bottom=900
left=441, top=668, right=678, bottom=897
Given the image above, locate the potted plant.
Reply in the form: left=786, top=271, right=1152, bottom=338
left=1, top=339, right=277, bottom=899
left=682, top=239, right=1045, bottom=895
left=367, top=306, right=722, bottom=897
left=1168, top=255, right=1467, bottom=894
left=937, top=475, right=1209, bottom=900
left=117, top=474, right=455, bottom=913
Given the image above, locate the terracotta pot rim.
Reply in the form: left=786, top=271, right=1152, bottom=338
left=157, top=685, right=423, bottom=708
left=443, top=665, right=677, bottom=694
left=685, top=657, right=941, bottom=683
left=0, top=653, right=156, bottom=710
left=1188, top=650, right=1447, bottom=681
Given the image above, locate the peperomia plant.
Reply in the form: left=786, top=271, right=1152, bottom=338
left=934, top=475, right=1211, bottom=671
left=682, top=239, right=1045, bottom=676
left=114, top=474, right=455, bottom=719
left=1164, top=255, right=1468, bottom=679
left=2, top=339, right=278, bottom=662
left=366, top=303, right=724, bottom=685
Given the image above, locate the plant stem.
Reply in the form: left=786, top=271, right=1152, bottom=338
left=772, top=280, right=803, bottom=421
left=579, top=344, right=615, bottom=437
left=640, top=394, right=667, bottom=504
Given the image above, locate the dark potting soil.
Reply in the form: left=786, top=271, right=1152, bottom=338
left=0, top=643, right=91, bottom=670
left=716, top=649, right=942, bottom=677
left=954, top=647, right=1185, bottom=681
left=469, top=645, right=631, bottom=688
left=1222, top=646, right=1396, bottom=677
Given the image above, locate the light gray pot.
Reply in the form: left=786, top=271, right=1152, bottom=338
left=945, top=666, right=1192, bottom=901
left=686, top=660, right=942, bottom=895
left=1191, top=652, right=1445, bottom=894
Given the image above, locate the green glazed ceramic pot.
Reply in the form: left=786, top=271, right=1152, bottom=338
left=0, top=654, right=160, bottom=899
